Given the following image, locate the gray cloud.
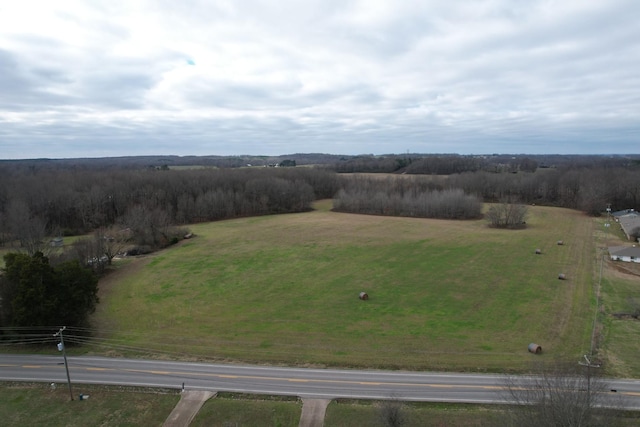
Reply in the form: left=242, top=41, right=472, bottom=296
left=0, top=0, right=638, bottom=159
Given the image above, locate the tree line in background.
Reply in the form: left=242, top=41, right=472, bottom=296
left=0, top=167, right=339, bottom=254
left=447, top=166, right=640, bottom=215
left=331, top=164, right=640, bottom=225
left=0, top=155, right=639, bottom=259
left=331, top=154, right=640, bottom=216
left=331, top=153, right=640, bottom=175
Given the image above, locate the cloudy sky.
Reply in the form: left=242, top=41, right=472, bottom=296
left=0, top=0, right=638, bottom=159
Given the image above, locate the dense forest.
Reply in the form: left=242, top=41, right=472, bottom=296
left=0, top=166, right=338, bottom=253
left=1, top=153, right=639, bottom=258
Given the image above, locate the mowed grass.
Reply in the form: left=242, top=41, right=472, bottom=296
left=92, top=201, right=595, bottom=371
left=0, top=383, right=178, bottom=427
left=599, top=261, right=640, bottom=377
left=324, top=401, right=507, bottom=426
left=191, top=394, right=301, bottom=427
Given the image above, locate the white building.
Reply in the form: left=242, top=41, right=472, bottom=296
left=609, top=246, right=640, bottom=263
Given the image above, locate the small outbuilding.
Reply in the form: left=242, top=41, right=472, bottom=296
left=612, top=209, right=640, bottom=241
left=609, top=246, right=640, bottom=263
left=50, top=237, right=63, bottom=247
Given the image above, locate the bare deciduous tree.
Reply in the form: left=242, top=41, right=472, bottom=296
left=94, top=226, right=130, bottom=265
left=503, top=360, right=618, bottom=427
left=0, top=211, right=8, bottom=247
left=486, top=200, right=528, bottom=229
left=69, top=236, right=105, bottom=272
left=377, top=397, right=408, bottom=427
left=6, top=200, right=48, bottom=255
left=333, top=181, right=482, bottom=220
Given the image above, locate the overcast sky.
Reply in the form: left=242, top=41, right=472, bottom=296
left=0, top=1, right=638, bottom=159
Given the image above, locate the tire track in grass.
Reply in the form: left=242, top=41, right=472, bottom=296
left=550, top=210, right=594, bottom=355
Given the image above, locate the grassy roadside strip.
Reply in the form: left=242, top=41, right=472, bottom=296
left=4, top=384, right=639, bottom=427
left=0, top=382, right=179, bottom=427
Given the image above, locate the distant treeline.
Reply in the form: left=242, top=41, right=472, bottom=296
left=1, top=154, right=639, bottom=254
left=335, top=165, right=640, bottom=217
left=449, top=167, right=640, bottom=215
left=0, top=153, right=346, bottom=170
left=331, top=153, right=640, bottom=175
left=3, top=152, right=638, bottom=173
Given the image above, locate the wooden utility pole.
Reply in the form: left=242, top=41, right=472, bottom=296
left=54, top=326, right=74, bottom=401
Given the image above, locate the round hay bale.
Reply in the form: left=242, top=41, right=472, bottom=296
left=558, top=273, right=566, bottom=280
left=557, top=240, right=564, bottom=245
left=528, top=343, right=542, bottom=354
left=535, top=248, right=542, bottom=254
left=359, top=292, right=369, bottom=300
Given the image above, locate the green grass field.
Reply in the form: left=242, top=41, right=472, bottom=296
left=0, top=383, right=178, bottom=427
left=4, top=384, right=640, bottom=426
left=4, top=201, right=640, bottom=425
left=191, top=393, right=301, bottom=426
left=599, top=261, right=640, bottom=377
left=89, top=201, right=597, bottom=371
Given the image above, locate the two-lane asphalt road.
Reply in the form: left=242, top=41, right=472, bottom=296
left=2, top=354, right=640, bottom=409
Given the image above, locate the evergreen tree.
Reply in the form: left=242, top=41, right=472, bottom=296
left=0, top=252, right=98, bottom=329
left=53, top=259, right=99, bottom=327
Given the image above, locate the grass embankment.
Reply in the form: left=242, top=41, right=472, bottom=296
left=0, top=383, right=178, bottom=427
left=91, top=200, right=595, bottom=371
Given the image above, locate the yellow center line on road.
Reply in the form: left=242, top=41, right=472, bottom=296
left=15, top=364, right=640, bottom=398
left=86, top=366, right=512, bottom=391
left=114, top=368, right=504, bottom=390
left=427, top=383, right=504, bottom=390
